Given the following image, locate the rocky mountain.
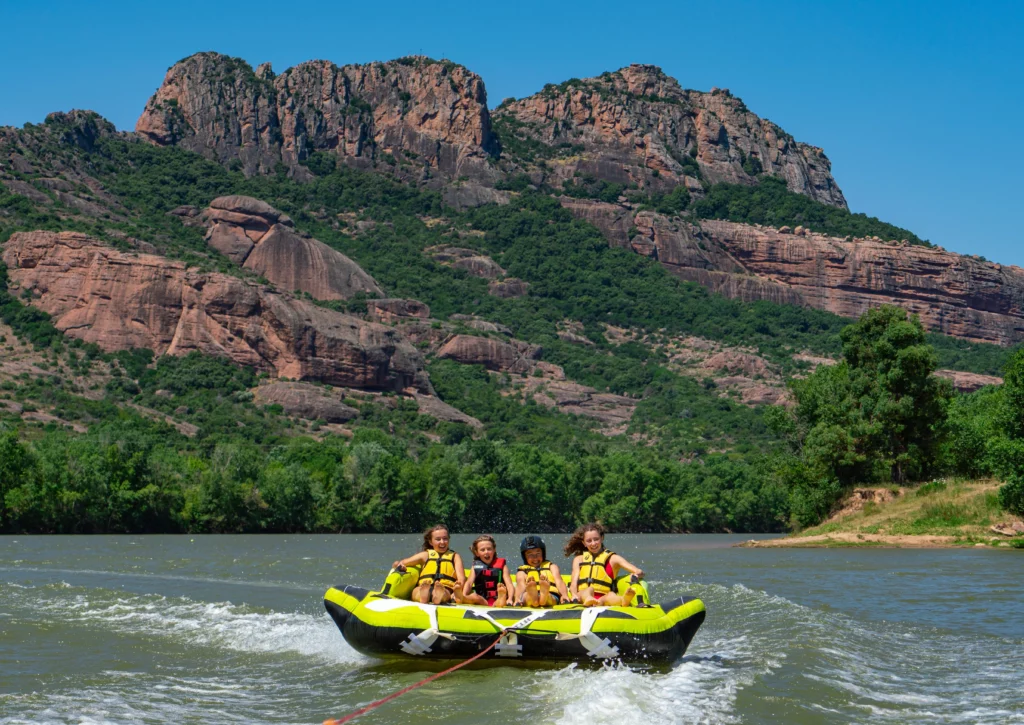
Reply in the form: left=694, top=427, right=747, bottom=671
left=493, top=64, right=846, bottom=207
left=136, top=52, right=499, bottom=191
left=0, top=52, right=1018, bottom=451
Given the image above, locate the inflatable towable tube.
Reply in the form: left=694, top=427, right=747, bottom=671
left=323, top=567, right=705, bottom=665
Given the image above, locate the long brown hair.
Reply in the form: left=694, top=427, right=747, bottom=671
left=563, top=522, right=605, bottom=557
left=422, top=524, right=449, bottom=551
left=470, top=534, right=497, bottom=561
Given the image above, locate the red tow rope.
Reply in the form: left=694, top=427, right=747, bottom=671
left=323, top=635, right=503, bottom=725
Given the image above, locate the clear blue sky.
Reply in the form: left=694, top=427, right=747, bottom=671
left=2, top=1, right=1021, bottom=264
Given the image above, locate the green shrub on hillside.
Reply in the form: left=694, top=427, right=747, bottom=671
left=692, top=176, right=927, bottom=245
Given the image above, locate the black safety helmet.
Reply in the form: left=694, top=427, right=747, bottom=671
left=520, top=535, right=546, bottom=563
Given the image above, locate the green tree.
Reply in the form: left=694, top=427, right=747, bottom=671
left=839, top=305, right=951, bottom=482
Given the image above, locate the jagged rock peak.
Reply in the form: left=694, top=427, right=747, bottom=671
left=494, top=64, right=846, bottom=208
left=136, top=52, right=498, bottom=183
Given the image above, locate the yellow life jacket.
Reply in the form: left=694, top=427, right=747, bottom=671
left=417, top=549, right=458, bottom=590
left=518, top=561, right=558, bottom=586
left=579, top=549, right=615, bottom=594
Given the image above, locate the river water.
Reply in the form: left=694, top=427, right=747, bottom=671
left=1, top=534, right=1021, bottom=724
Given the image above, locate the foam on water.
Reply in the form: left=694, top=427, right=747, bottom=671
left=3, top=582, right=364, bottom=666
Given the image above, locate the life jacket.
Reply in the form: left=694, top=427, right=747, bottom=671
left=579, top=549, right=615, bottom=594
left=518, top=561, right=558, bottom=586
left=472, top=557, right=506, bottom=605
left=417, top=549, right=458, bottom=591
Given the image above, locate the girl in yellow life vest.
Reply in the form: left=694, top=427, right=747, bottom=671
left=514, top=535, right=570, bottom=608
left=391, top=524, right=466, bottom=605
left=565, top=523, right=644, bottom=608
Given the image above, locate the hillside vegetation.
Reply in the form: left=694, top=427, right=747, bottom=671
left=0, top=113, right=1021, bottom=534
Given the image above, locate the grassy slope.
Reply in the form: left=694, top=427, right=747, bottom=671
left=755, top=480, right=1024, bottom=547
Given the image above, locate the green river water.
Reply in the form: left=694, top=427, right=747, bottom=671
left=1, top=534, right=1022, bottom=724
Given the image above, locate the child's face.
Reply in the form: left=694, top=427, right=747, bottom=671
left=524, top=547, right=544, bottom=566
left=475, top=540, right=495, bottom=564
left=583, top=530, right=603, bottom=553
left=431, top=529, right=450, bottom=552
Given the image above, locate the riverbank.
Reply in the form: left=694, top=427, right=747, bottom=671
left=740, top=479, right=1024, bottom=548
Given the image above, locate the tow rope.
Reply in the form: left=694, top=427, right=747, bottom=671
left=323, top=634, right=503, bottom=725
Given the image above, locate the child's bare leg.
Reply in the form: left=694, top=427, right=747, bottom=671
left=578, top=586, right=599, bottom=607
left=514, top=573, right=529, bottom=605
left=462, top=592, right=488, bottom=606
left=599, top=588, right=636, bottom=607
left=495, top=583, right=508, bottom=608
left=432, top=586, right=453, bottom=605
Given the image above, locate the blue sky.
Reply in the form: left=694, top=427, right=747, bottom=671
left=2, top=1, right=1021, bottom=264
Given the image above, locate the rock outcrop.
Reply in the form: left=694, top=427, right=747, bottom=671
left=934, top=370, right=1003, bottom=393
left=488, top=278, right=529, bottom=298
left=559, top=199, right=1024, bottom=345
left=495, top=65, right=846, bottom=207
left=523, top=379, right=635, bottom=431
left=427, top=246, right=506, bottom=278
left=197, top=195, right=382, bottom=300
left=2, top=231, right=430, bottom=392
left=690, top=221, right=1024, bottom=345
left=137, top=52, right=498, bottom=184
left=252, top=382, right=359, bottom=422
left=437, top=334, right=541, bottom=374
left=366, top=298, right=430, bottom=324
left=408, top=391, right=483, bottom=429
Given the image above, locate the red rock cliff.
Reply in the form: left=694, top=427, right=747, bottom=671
left=495, top=64, right=846, bottom=207
left=136, top=53, right=498, bottom=183
left=560, top=199, right=1024, bottom=345
left=2, top=230, right=431, bottom=391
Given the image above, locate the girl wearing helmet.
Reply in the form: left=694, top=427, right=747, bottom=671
left=514, top=535, right=570, bottom=608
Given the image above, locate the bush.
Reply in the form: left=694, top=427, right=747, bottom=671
left=999, top=475, right=1024, bottom=515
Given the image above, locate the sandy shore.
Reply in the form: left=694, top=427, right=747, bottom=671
left=738, top=533, right=962, bottom=548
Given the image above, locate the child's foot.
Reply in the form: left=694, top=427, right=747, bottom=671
left=524, top=579, right=538, bottom=607
left=621, top=587, right=636, bottom=607
left=495, top=584, right=508, bottom=608
left=583, top=596, right=599, bottom=607
left=452, top=588, right=465, bottom=604
left=538, top=579, right=552, bottom=607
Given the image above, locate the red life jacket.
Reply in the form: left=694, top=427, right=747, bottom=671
left=472, top=557, right=506, bottom=605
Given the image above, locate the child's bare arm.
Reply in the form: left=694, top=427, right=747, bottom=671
left=550, top=563, right=570, bottom=599
left=569, top=557, right=581, bottom=599
left=392, top=551, right=428, bottom=570
left=453, top=554, right=466, bottom=587
left=610, top=554, right=643, bottom=579
left=463, top=568, right=476, bottom=596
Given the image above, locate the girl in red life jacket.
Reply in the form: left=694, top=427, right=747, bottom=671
left=460, top=535, right=512, bottom=607
left=565, top=522, right=644, bottom=608
left=391, top=524, right=466, bottom=605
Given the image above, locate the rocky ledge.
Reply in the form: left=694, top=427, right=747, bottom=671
left=561, top=199, right=1024, bottom=345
